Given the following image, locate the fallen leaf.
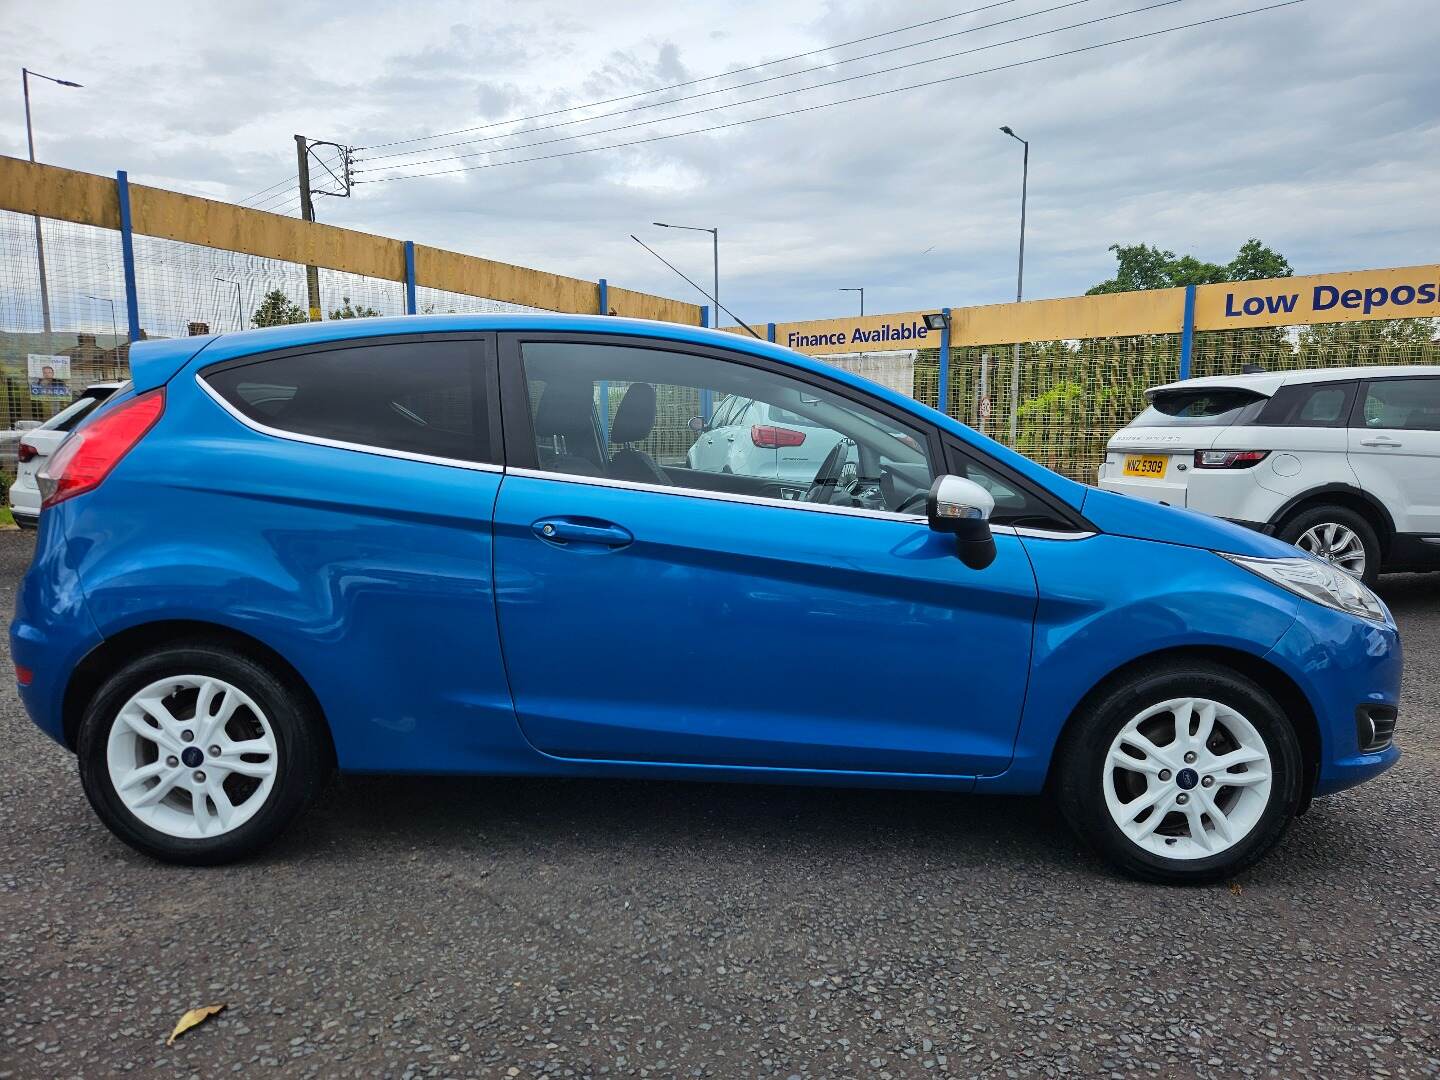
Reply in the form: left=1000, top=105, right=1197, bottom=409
left=166, top=1004, right=226, bottom=1046
left=1229, top=882, right=1243, bottom=897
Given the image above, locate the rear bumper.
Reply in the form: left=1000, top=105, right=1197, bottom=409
left=10, top=506, right=102, bottom=747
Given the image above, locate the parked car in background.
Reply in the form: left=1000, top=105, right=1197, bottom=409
left=8, top=382, right=126, bottom=528
left=1099, top=366, right=1440, bottom=585
left=12, top=318, right=1401, bottom=883
left=687, top=394, right=849, bottom=493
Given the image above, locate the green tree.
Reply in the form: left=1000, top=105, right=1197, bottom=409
left=329, top=296, right=381, bottom=320
left=1086, top=239, right=1292, bottom=295
left=251, top=289, right=308, bottom=328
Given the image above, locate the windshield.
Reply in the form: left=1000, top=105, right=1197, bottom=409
left=1128, top=388, right=1267, bottom=427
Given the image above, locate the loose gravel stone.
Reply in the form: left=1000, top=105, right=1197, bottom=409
left=1, top=529, right=1437, bottom=1077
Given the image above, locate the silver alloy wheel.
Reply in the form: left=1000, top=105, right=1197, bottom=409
left=105, top=674, right=279, bottom=839
left=1295, top=522, right=1367, bottom=578
left=1103, top=696, right=1272, bottom=861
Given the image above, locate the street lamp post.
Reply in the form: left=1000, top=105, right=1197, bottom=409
left=1000, top=125, right=1029, bottom=447
left=840, top=287, right=864, bottom=316
left=215, top=277, right=244, bottom=331
left=23, top=67, right=82, bottom=334
left=653, top=222, right=718, bottom=327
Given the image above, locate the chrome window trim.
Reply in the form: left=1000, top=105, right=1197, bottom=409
left=1012, top=525, right=1096, bottom=541
left=195, top=375, right=503, bottom=475
left=505, top=466, right=930, bottom=525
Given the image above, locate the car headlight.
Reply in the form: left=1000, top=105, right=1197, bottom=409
left=1219, top=553, right=1391, bottom=624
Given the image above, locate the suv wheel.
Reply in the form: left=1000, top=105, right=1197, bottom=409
left=1279, top=505, right=1380, bottom=585
left=1055, top=661, right=1302, bottom=884
left=77, top=643, right=328, bottom=865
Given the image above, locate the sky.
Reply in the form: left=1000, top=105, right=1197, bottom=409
left=3, top=0, right=1438, bottom=325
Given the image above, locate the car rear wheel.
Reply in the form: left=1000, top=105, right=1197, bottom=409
left=1279, top=504, right=1380, bottom=586
left=1055, top=661, right=1302, bottom=884
left=77, top=643, right=328, bottom=865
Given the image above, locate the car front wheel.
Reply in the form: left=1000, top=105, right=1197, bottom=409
left=1055, top=661, right=1303, bottom=884
left=77, top=643, right=328, bottom=865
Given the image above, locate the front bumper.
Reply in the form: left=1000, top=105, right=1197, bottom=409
left=1265, top=607, right=1402, bottom=798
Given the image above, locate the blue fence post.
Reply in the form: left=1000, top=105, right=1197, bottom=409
left=937, top=307, right=952, bottom=416
left=700, top=304, right=710, bottom=328
left=597, top=279, right=610, bottom=443
left=697, top=306, right=714, bottom=420
left=403, top=241, right=417, bottom=314
left=116, top=171, right=142, bottom=343
left=767, top=322, right=776, bottom=343
left=1179, top=284, right=1197, bottom=379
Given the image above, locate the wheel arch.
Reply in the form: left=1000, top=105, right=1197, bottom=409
left=1045, top=644, right=1321, bottom=808
left=1269, top=484, right=1395, bottom=559
left=62, top=619, right=336, bottom=768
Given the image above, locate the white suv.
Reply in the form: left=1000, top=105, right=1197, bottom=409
left=1098, top=365, right=1440, bottom=584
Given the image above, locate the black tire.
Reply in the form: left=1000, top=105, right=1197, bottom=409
left=76, top=643, right=328, bottom=865
left=1277, top=504, right=1381, bottom=586
left=1054, top=661, right=1303, bottom=885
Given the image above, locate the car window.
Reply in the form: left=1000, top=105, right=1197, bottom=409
left=205, top=338, right=491, bottom=462
left=38, top=391, right=111, bottom=433
left=1129, top=388, right=1267, bottom=427
left=947, top=445, right=1076, bottom=531
left=1256, top=381, right=1355, bottom=427
left=1358, top=378, right=1440, bottom=431
left=518, top=341, right=936, bottom=515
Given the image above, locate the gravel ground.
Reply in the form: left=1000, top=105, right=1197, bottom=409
left=1, top=527, right=1437, bottom=1079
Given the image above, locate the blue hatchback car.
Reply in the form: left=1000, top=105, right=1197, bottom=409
left=12, top=315, right=1401, bottom=882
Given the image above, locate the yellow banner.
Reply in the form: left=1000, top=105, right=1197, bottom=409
left=1195, top=264, right=1440, bottom=330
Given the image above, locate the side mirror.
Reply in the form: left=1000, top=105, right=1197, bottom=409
left=926, top=474, right=996, bottom=569
left=687, top=415, right=706, bottom=433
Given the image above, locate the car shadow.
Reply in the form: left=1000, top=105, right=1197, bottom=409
left=268, top=773, right=1094, bottom=875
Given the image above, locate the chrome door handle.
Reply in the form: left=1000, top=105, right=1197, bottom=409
left=1360, top=437, right=1401, bottom=447
left=533, top=518, right=634, bottom=548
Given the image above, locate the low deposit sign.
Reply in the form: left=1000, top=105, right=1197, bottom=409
left=1194, top=264, right=1440, bottom=330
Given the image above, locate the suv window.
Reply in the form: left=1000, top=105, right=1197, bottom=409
left=516, top=341, right=937, bottom=515
left=1357, top=377, right=1440, bottom=431
left=206, top=338, right=491, bottom=462
left=1130, top=388, right=1267, bottom=427
left=1256, top=380, right=1356, bottom=427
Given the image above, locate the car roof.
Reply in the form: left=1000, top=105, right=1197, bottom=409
left=1147, top=364, right=1440, bottom=399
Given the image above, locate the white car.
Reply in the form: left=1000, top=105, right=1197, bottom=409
left=687, top=394, right=849, bottom=489
left=8, top=382, right=126, bottom=528
left=1098, top=365, right=1440, bottom=584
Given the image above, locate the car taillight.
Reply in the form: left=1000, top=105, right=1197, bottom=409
left=38, top=388, right=164, bottom=509
left=751, top=424, right=806, bottom=449
left=1194, top=449, right=1269, bottom=470
left=16, top=442, right=38, bottom=463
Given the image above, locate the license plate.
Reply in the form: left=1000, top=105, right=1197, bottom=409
left=1123, top=454, right=1168, bottom=478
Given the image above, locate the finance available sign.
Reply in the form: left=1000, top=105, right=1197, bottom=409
left=771, top=313, right=935, bottom=356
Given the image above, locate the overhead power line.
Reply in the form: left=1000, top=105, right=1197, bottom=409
left=359, top=0, right=1099, bottom=164
left=355, top=1, right=1305, bottom=185
left=239, top=174, right=299, bottom=206
left=355, top=0, right=1191, bottom=177
left=357, top=0, right=1026, bottom=152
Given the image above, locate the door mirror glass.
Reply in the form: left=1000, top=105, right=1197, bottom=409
left=926, top=475, right=996, bottom=569
left=687, top=415, right=706, bottom=433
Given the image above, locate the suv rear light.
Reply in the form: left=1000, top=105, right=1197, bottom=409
left=751, top=424, right=806, bottom=449
left=38, top=388, right=164, bottom=509
left=16, top=441, right=38, bottom=463
left=1193, top=449, right=1269, bottom=470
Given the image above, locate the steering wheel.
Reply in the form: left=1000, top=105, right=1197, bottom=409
left=804, top=440, right=852, bottom=505
left=894, top=488, right=928, bottom=515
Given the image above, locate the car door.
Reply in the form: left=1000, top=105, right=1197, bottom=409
left=492, top=332, right=1039, bottom=778
left=1348, top=375, right=1440, bottom=535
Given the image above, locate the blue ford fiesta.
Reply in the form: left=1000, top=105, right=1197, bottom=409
left=11, top=315, right=1401, bottom=882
